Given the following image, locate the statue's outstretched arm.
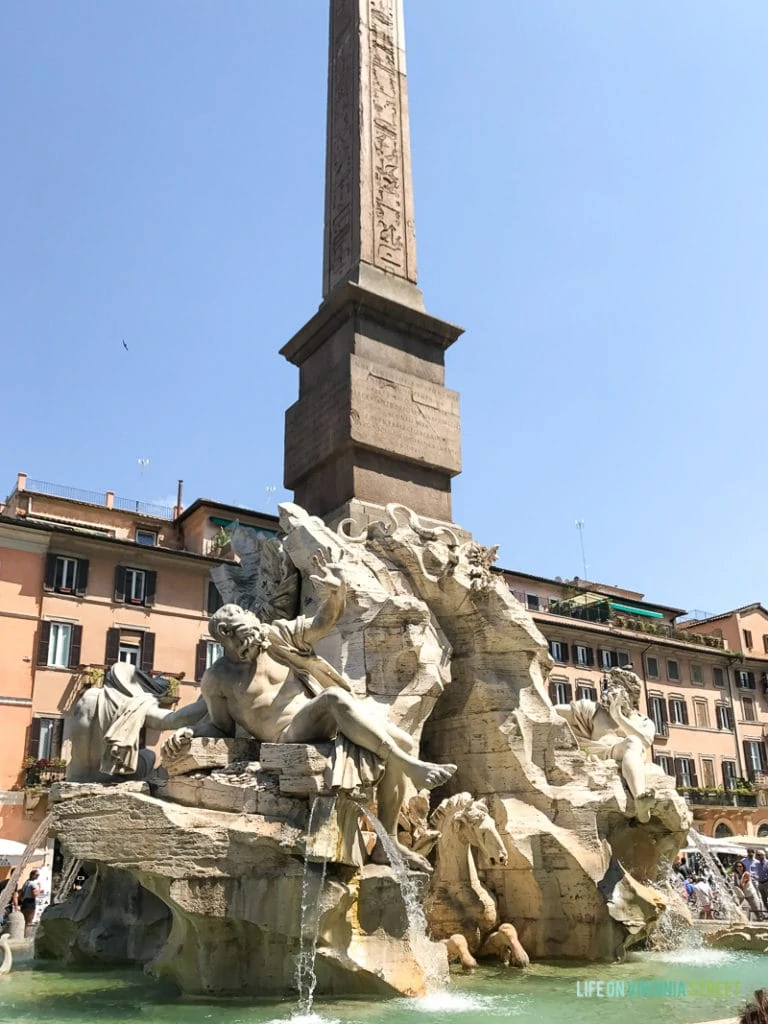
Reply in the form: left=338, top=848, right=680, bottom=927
left=145, top=696, right=209, bottom=732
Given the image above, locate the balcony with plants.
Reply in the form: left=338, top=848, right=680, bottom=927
left=544, top=594, right=726, bottom=650
left=679, top=783, right=758, bottom=808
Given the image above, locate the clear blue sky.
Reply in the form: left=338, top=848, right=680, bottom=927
left=3, top=3, right=767, bottom=615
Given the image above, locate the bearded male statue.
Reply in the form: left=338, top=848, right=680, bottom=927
left=554, top=666, right=657, bottom=823
left=164, top=553, right=457, bottom=870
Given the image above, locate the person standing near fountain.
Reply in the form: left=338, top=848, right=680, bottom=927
left=163, top=553, right=458, bottom=870
left=18, top=870, right=40, bottom=935
left=753, top=850, right=768, bottom=912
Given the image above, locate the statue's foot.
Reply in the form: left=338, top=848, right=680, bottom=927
left=370, top=836, right=433, bottom=874
left=401, top=757, right=457, bottom=791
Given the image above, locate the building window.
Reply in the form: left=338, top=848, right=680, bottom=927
left=574, top=645, right=592, bottom=667
left=646, top=655, right=659, bottom=679
left=118, top=644, right=140, bottom=666
left=655, top=755, right=674, bottom=776
left=526, top=594, right=540, bottom=612
left=713, top=666, right=726, bottom=688
left=735, top=670, right=756, bottom=690
left=693, top=700, right=710, bottom=728
left=743, top=629, right=754, bottom=650
left=136, top=530, right=157, bottom=547
left=744, top=740, right=766, bottom=779
left=648, top=696, right=668, bottom=736
left=742, top=696, right=757, bottom=722
left=206, top=641, right=224, bottom=669
left=598, top=649, right=631, bottom=670
left=576, top=683, right=598, bottom=701
left=715, top=822, right=734, bottom=838
left=48, top=622, right=73, bottom=668
left=549, top=679, right=572, bottom=705
left=763, top=635, right=768, bottom=655
left=114, top=566, right=157, bottom=607
left=104, top=628, right=155, bottom=673
left=27, top=717, right=63, bottom=761
left=675, top=757, right=697, bottom=788
left=668, top=697, right=688, bottom=726
left=722, top=761, right=738, bottom=790
left=716, top=705, right=734, bottom=731
left=43, top=554, right=89, bottom=596
left=690, top=664, right=703, bottom=685
left=207, top=580, right=224, bottom=616
left=701, top=758, right=716, bottom=789
left=667, top=659, right=680, bottom=682
left=549, top=640, right=568, bottom=663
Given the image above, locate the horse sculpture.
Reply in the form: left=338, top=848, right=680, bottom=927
left=425, top=792, right=529, bottom=969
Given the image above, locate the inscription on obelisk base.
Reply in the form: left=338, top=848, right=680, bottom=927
left=281, top=0, right=463, bottom=526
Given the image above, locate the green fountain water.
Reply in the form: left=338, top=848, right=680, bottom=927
left=1, top=949, right=763, bottom=1024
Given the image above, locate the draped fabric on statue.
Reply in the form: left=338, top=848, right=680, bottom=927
left=97, top=665, right=170, bottom=775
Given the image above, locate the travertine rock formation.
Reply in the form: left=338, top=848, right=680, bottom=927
left=43, top=500, right=690, bottom=999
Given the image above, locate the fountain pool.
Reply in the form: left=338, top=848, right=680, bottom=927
left=0, top=949, right=763, bottom=1024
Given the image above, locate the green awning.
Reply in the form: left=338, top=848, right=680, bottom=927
left=609, top=602, right=663, bottom=620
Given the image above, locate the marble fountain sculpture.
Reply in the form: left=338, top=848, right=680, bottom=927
left=37, top=502, right=691, bottom=997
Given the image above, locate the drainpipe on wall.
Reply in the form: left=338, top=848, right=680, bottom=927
left=639, top=643, right=654, bottom=761
left=726, top=654, right=746, bottom=786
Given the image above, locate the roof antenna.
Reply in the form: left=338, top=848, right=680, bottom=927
left=575, top=520, right=588, bottom=580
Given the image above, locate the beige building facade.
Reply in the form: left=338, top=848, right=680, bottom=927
left=3, top=470, right=768, bottom=847
left=0, top=473, right=277, bottom=845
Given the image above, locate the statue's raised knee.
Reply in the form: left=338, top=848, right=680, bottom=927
left=444, top=934, right=477, bottom=969
left=479, top=923, right=529, bottom=968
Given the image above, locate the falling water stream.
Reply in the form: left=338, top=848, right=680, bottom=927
left=351, top=799, right=443, bottom=994
left=295, top=794, right=338, bottom=1017
left=684, top=829, right=748, bottom=923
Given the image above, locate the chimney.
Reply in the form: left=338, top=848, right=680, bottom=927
left=17, top=472, right=27, bottom=492
left=174, top=479, right=184, bottom=518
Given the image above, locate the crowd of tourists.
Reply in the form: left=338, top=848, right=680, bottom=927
left=672, top=846, right=768, bottom=920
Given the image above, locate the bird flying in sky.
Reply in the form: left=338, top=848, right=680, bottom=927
left=122, top=339, right=129, bottom=351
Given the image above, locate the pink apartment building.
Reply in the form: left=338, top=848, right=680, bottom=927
left=0, top=473, right=277, bottom=845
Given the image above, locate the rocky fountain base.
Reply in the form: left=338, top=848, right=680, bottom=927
left=38, top=738, right=445, bottom=997
left=39, top=501, right=692, bottom=998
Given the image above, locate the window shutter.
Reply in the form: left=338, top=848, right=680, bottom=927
left=548, top=682, right=557, bottom=704
left=681, top=700, right=689, bottom=726
left=114, top=566, right=127, bottom=603
left=565, top=683, right=573, bottom=702
left=51, top=718, right=64, bottom=760
left=36, top=621, right=52, bottom=667
left=207, top=580, right=223, bottom=616
left=145, top=571, right=157, bottom=608
left=674, top=758, right=685, bottom=786
left=141, top=632, right=156, bottom=673
left=748, top=671, right=756, bottom=690
left=105, top=628, right=120, bottom=665
left=689, top=760, right=699, bottom=788
left=75, top=559, right=89, bottom=597
left=43, top=554, right=57, bottom=592
left=586, top=647, right=594, bottom=666
left=68, top=624, right=83, bottom=668
left=560, top=644, right=569, bottom=663
left=618, top=652, right=630, bottom=668
left=597, top=649, right=605, bottom=668
left=761, top=743, right=768, bottom=773
left=195, top=640, right=208, bottom=682
left=27, top=717, right=42, bottom=758
left=571, top=645, right=579, bottom=663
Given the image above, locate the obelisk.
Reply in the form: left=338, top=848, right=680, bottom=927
left=281, top=0, right=463, bottom=525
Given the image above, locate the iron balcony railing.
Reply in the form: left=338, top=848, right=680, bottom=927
left=19, top=478, right=174, bottom=520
